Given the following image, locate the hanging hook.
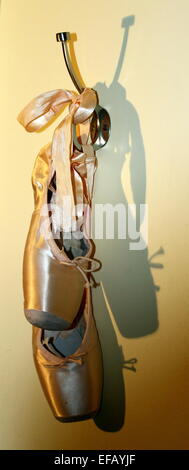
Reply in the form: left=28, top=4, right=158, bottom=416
left=56, top=31, right=111, bottom=151
left=56, top=32, right=84, bottom=93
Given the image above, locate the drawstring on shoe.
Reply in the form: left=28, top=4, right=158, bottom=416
left=59, top=256, right=101, bottom=288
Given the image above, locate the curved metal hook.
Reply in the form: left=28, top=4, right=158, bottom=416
left=56, top=32, right=111, bottom=151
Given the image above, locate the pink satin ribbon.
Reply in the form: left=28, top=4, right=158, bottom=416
left=17, top=87, right=98, bottom=231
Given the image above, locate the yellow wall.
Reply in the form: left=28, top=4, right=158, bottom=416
left=1, top=0, right=189, bottom=450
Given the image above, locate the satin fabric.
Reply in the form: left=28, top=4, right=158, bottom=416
left=17, top=87, right=98, bottom=232
left=18, top=87, right=103, bottom=420
left=33, top=288, right=103, bottom=421
left=22, top=142, right=94, bottom=329
left=17, top=87, right=99, bottom=329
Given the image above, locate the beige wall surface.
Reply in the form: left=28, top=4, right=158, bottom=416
left=0, top=0, right=189, bottom=450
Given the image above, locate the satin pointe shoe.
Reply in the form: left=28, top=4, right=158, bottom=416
left=32, top=287, right=103, bottom=422
left=17, top=88, right=100, bottom=330
left=22, top=142, right=100, bottom=330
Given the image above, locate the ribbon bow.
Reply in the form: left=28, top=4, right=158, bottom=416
left=17, top=87, right=98, bottom=232
left=60, top=256, right=101, bottom=288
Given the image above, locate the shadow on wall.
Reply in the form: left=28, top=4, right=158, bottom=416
left=91, top=16, right=164, bottom=432
left=93, top=282, right=138, bottom=433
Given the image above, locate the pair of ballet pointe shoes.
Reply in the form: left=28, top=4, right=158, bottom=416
left=18, top=87, right=103, bottom=422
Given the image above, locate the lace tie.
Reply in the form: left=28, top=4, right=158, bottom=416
left=59, top=256, right=101, bottom=288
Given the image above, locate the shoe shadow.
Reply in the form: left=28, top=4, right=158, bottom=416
left=91, top=15, right=163, bottom=339
left=90, top=16, right=165, bottom=431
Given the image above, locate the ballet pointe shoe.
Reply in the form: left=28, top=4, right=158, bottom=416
left=32, top=288, right=103, bottom=421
